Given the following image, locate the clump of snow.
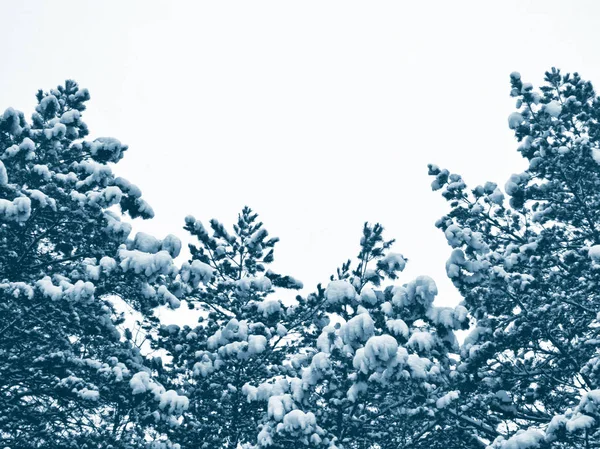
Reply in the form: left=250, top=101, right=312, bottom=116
left=78, top=388, right=100, bottom=401
left=257, top=298, right=281, bottom=317
left=237, top=276, right=272, bottom=292
left=546, top=415, right=568, bottom=442
left=505, top=173, right=529, bottom=196
left=340, top=313, right=375, bottom=345
left=74, top=160, right=113, bottom=189
left=592, top=148, right=600, bottom=165
left=377, top=252, right=406, bottom=274
left=184, top=215, right=207, bottom=236
left=359, top=287, right=378, bottom=305
left=64, top=280, right=95, bottom=302
left=90, top=137, right=126, bottom=163
left=102, top=186, right=122, bottom=206
left=489, top=187, right=504, bottom=205
left=157, top=285, right=180, bottom=309
left=406, top=353, right=431, bottom=379
left=130, top=371, right=159, bottom=395
left=316, top=326, right=341, bottom=354
left=281, top=410, right=317, bottom=433
left=544, top=100, right=562, bottom=118
left=207, top=319, right=251, bottom=356
left=99, top=256, right=117, bottom=273
left=589, top=245, right=600, bottom=262
left=180, top=260, right=214, bottom=288
left=392, top=276, right=437, bottom=309
left=158, top=390, right=189, bottom=414
left=46, top=122, right=66, bottom=139
left=386, top=319, right=409, bottom=339
left=257, top=428, right=273, bottom=446
left=578, top=389, right=600, bottom=414
left=60, top=109, right=80, bottom=124
left=133, top=232, right=162, bottom=253
left=380, top=301, right=393, bottom=316
left=427, top=305, right=468, bottom=329
left=347, top=381, right=368, bottom=402
left=248, top=335, right=267, bottom=355
left=301, top=352, right=332, bottom=388
left=20, top=137, right=35, bottom=152
left=2, top=144, right=20, bottom=158
left=119, top=249, right=176, bottom=277
left=565, top=414, right=595, bottom=433
left=1, top=107, right=23, bottom=134
left=114, top=177, right=142, bottom=198
left=130, top=197, right=154, bottom=219
left=354, top=335, right=399, bottom=373
left=37, top=95, right=59, bottom=116
left=103, top=211, right=132, bottom=242
left=325, top=280, right=356, bottom=304
left=130, top=371, right=189, bottom=416
left=0, top=196, right=31, bottom=223
left=436, top=390, right=459, bottom=409
left=444, top=225, right=487, bottom=252
left=268, top=394, right=294, bottom=422
left=32, top=164, right=52, bottom=181
left=36, top=276, right=63, bottom=301
left=407, top=331, right=435, bottom=352
left=508, top=112, right=524, bottom=129
left=162, top=234, right=182, bottom=258
left=493, top=428, right=545, bottom=449
left=193, top=353, right=215, bottom=378
left=0, top=282, right=34, bottom=299
left=444, top=225, right=464, bottom=248
left=28, top=189, right=56, bottom=210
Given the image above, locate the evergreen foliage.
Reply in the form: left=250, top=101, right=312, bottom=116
left=5, top=70, right=600, bottom=449
left=430, top=68, right=600, bottom=448
left=0, top=81, right=185, bottom=449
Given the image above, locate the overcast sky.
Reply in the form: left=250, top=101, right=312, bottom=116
left=3, top=1, right=600, bottom=321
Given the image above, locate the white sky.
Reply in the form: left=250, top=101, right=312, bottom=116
left=3, top=1, right=600, bottom=321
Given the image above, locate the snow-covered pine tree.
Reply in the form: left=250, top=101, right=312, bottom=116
left=243, top=223, right=471, bottom=449
left=152, top=207, right=312, bottom=448
left=430, top=68, right=600, bottom=448
left=0, top=81, right=186, bottom=448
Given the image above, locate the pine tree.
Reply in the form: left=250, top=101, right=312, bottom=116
left=153, top=207, right=310, bottom=448
left=243, top=223, right=471, bottom=449
left=430, top=69, right=600, bottom=448
left=0, top=81, right=186, bottom=448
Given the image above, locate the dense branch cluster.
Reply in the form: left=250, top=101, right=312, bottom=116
left=2, top=69, right=600, bottom=449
